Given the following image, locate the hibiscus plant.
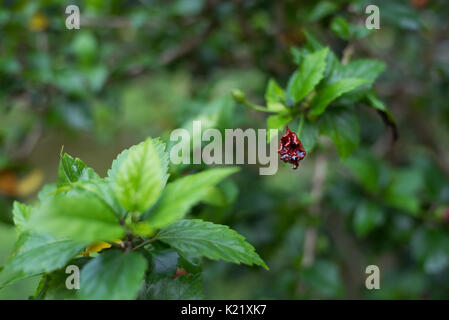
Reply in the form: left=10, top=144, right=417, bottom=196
left=0, top=137, right=267, bottom=299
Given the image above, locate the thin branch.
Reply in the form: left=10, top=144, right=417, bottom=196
left=132, top=237, right=158, bottom=251
left=301, top=154, right=327, bottom=267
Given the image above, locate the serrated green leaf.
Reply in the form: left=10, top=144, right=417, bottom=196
left=141, top=274, right=203, bottom=300
left=287, top=47, right=329, bottom=103
left=58, top=153, right=99, bottom=187
left=328, top=59, right=385, bottom=87
left=12, top=201, right=33, bottom=234
left=0, top=232, right=85, bottom=288
left=318, top=108, right=359, bottom=159
left=110, top=138, right=169, bottom=213
left=146, top=168, right=239, bottom=230
left=29, top=194, right=124, bottom=242
left=309, top=78, right=369, bottom=116
left=78, top=250, right=147, bottom=300
left=158, top=219, right=268, bottom=269
left=265, top=79, right=286, bottom=112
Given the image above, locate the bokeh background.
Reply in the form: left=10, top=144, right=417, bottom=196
left=1, top=0, right=449, bottom=299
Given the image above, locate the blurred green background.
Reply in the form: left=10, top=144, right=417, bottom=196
left=1, top=0, right=449, bottom=299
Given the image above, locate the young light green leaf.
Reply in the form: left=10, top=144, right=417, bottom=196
left=157, top=219, right=268, bottom=269
left=287, top=47, right=329, bottom=103
left=146, top=168, right=239, bottom=231
left=78, top=250, right=147, bottom=300
left=12, top=201, right=33, bottom=234
left=58, top=152, right=99, bottom=187
left=73, top=179, right=126, bottom=218
left=29, top=194, right=124, bottom=242
left=318, top=108, right=359, bottom=159
left=265, top=79, right=286, bottom=112
left=309, top=78, right=369, bottom=116
left=0, top=232, right=85, bottom=288
left=110, top=137, right=169, bottom=213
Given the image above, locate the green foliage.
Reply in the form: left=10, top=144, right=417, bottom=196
left=0, top=232, right=85, bottom=288
left=158, top=219, right=268, bottom=269
left=234, top=35, right=393, bottom=160
left=287, top=48, right=329, bottom=103
left=146, top=168, right=240, bottom=230
left=79, top=251, right=147, bottom=300
left=1, top=0, right=448, bottom=301
left=0, top=136, right=265, bottom=299
left=110, top=138, right=168, bottom=213
left=30, top=194, right=125, bottom=242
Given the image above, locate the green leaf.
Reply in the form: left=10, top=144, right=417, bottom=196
left=146, top=168, right=239, bottom=231
left=157, top=219, right=268, bottom=269
left=30, top=194, right=124, bottom=242
left=384, top=169, right=423, bottom=215
left=37, top=257, right=89, bottom=300
left=353, top=202, right=385, bottom=237
left=287, top=47, right=329, bottom=103
left=0, top=232, right=85, bottom=288
left=328, top=59, right=385, bottom=87
left=267, top=113, right=293, bottom=142
left=12, top=201, right=33, bottom=234
left=265, top=79, right=286, bottom=112
left=344, top=151, right=392, bottom=194
left=147, top=248, right=179, bottom=282
left=141, top=274, right=203, bottom=300
left=78, top=250, right=147, bottom=300
left=110, top=137, right=169, bottom=213
left=300, top=260, right=343, bottom=297
left=298, top=119, right=319, bottom=153
left=365, top=90, right=396, bottom=124
left=74, top=179, right=126, bottom=218
left=58, top=152, right=99, bottom=187
left=309, top=78, right=369, bottom=116
left=318, top=108, right=359, bottom=159
left=331, top=16, right=351, bottom=40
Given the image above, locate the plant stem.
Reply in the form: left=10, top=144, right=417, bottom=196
left=132, top=237, right=158, bottom=251
left=297, top=114, right=305, bottom=137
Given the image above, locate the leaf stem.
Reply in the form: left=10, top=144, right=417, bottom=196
left=297, top=114, right=305, bottom=138
left=132, top=237, right=158, bottom=251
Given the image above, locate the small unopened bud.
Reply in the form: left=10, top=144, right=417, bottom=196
left=231, top=89, right=246, bottom=103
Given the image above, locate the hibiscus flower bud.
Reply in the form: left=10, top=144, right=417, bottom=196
left=278, top=126, right=306, bottom=169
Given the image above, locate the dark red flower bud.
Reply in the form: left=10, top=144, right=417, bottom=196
left=278, top=126, right=306, bottom=169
